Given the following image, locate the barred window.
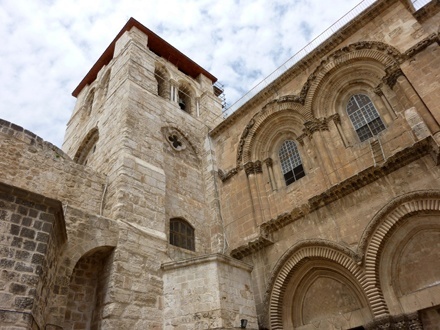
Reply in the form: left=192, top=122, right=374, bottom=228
left=170, top=218, right=195, bottom=251
left=347, top=94, right=385, bottom=142
left=279, top=140, right=305, bottom=186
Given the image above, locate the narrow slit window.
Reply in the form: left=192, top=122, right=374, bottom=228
left=279, top=140, right=305, bottom=186
left=347, top=94, right=385, bottom=142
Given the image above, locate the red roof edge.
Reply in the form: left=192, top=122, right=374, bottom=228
left=72, top=17, right=217, bottom=97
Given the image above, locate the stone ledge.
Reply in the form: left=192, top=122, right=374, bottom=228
left=161, top=253, right=253, bottom=272
left=230, top=236, right=274, bottom=260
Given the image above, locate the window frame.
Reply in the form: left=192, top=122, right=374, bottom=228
left=278, top=140, right=306, bottom=186
left=346, top=93, right=386, bottom=142
left=169, top=218, right=195, bottom=251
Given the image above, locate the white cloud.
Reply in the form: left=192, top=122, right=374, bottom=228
left=0, top=0, right=375, bottom=147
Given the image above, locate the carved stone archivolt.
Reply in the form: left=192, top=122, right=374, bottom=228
left=265, top=187, right=440, bottom=329
left=266, top=239, right=365, bottom=329
left=233, top=39, right=407, bottom=166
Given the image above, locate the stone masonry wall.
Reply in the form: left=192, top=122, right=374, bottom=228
left=0, top=120, right=106, bottom=215
left=0, top=183, right=66, bottom=329
left=162, top=254, right=257, bottom=330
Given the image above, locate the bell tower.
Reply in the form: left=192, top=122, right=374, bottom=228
left=59, top=18, right=257, bottom=329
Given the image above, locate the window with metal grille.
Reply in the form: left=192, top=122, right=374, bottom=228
left=170, top=218, right=195, bottom=251
left=279, top=140, right=305, bottom=186
left=347, top=94, right=385, bottom=142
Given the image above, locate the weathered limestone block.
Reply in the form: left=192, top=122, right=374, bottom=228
left=162, top=254, right=258, bottom=330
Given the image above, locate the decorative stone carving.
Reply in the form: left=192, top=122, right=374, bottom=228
left=218, top=166, right=241, bottom=182
left=405, top=32, right=439, bottom=59
left=373, top=84, right=384, bottom=96
left=230, top=235, right=274, bottom=260
left=364, top=313, right=422, bottom=330
left=383, top=65, right=404, bottom=89
left=266, top=239, right=363, bottom=330
left=263, top=158, right=273, bottom=167
left=244, top=161, right=263, bottom=176
left=328, top=113, right=341, bottom=125
left=304, top=118, right=329, bottom=134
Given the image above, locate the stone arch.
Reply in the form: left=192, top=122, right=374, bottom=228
left=155, top=64, right=170, bottom=99
left=266, top=240, right=368, bottom=329
left=100, top=68, right=111, bottom=101
left=237, top=99, right=305, bottom=166
left=357, top=190, right=440, bottom=317
left=63, top=245, right=114, bottom=329
left=83, top=88, right=95, bottom=116
left=303, top=41, right=402, bottom=120
left=177, top=80, right=196, bottom=114
left=45, top=212, right=118, bottom=327
left=73, top=127, right=99, bottom=165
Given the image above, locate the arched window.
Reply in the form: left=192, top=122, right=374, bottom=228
left=347, top=94, right=385, bottom=142
left=177, top=84, right=193, bottom=114
left=101, top=70, right=111, bottom=99
left=74, top=128, right=99, bottom=166
left=84, top=89, right=95, bottom=116
left=170, top=218, right=195, bottom=251
left=154, top=66, right=170, bottom=99
left=279, top=140, right=305, bottom=186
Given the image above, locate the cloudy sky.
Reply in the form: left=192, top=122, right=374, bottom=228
left=0, top=0, right=416, bottom=147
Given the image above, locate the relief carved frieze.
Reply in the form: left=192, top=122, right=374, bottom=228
left=365, top=312, right=423, bottom=330
left=373, top=84, right=384, bottom=96
left=244, top=160, right=263, bottom=176
left=263, top=157, right=273, bottom=167
left=230, top=235, right=274, bottom=260
left=218, top=166, right=241, bottom=182
left=383, top=65, right=404, bottom=89
left=404, top=32, right=439, bottom=59
left=329, top=113, right=341, bottom=125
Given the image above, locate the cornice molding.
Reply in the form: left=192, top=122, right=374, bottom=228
left=404, top=32, right=439, bottom=59
left=218, top=166, right=242, bottom=183
left=230, top=235, right=274, bottom=260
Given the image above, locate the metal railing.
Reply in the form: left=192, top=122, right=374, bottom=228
left=412, top=0, right=432, bottom=10
left=224, top=0, right=432, bottom=116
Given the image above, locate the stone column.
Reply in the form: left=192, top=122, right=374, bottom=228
left=264, top=158, right=276, bottom=191
left=374, top=84, right=397, bottom=119
left=329, top=114, right=349, bottom=148
left=263, top=158, right=278, bottom=218
left=245, top=162, right=263, bottom=226
left=254, top=160, right=271, bottom=223
left=170, top=80, right=178, bottom=103
left=305, top=120, right=334, bottom=186
left=195, top=97, right=201, bottom=117
left=385, top=67, right=439, bottom=134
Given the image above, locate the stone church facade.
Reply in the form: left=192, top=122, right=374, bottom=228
left=1, top=0, right=440, bottom=329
